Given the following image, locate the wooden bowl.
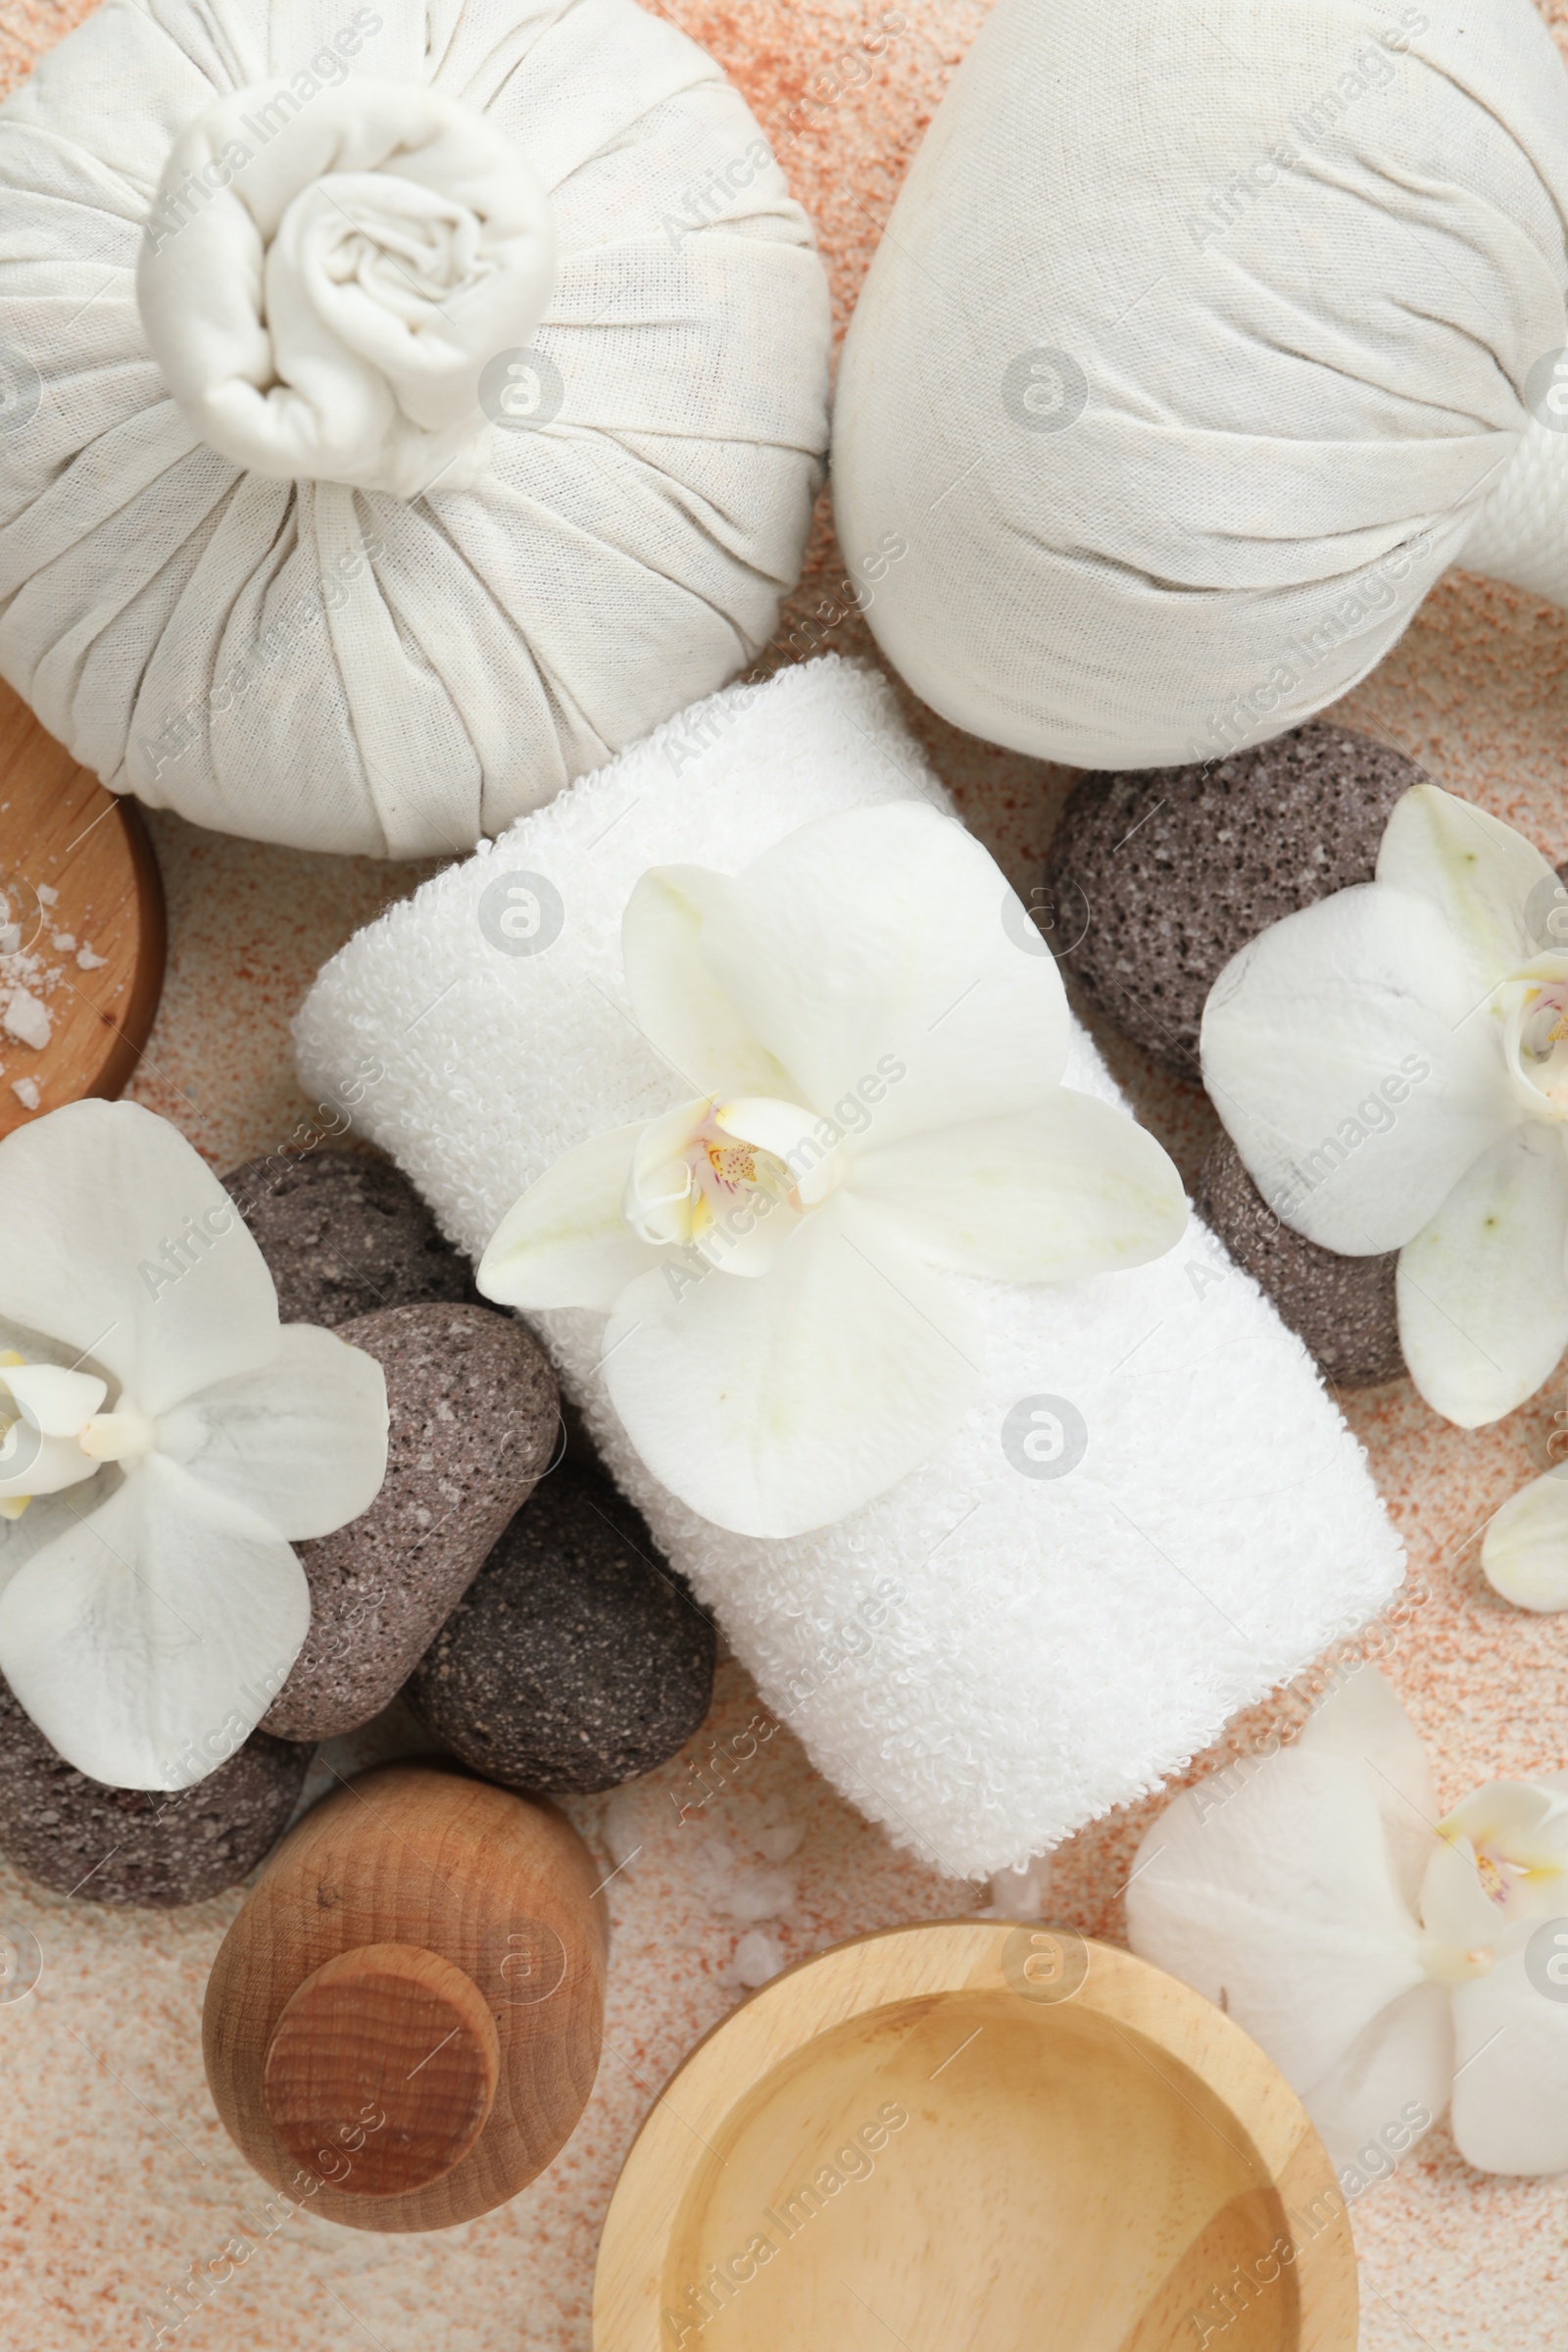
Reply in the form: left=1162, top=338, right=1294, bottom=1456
left=0, top=678, right=164, bottom=1137
left=593, top=1923, right=1356, bottom=2352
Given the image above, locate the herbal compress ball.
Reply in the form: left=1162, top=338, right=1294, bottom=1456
left=0, top=0, right=831, bottom=855
left=832, top=0, right=1568, bottom=767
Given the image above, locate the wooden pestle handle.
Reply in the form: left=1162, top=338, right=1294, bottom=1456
left=262, top=1942, right=502, bottom=2197
left=204, top=1764, right=607, bottom=2232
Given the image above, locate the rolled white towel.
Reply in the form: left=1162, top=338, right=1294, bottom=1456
left=294, top=657, right=1404, bottom=1877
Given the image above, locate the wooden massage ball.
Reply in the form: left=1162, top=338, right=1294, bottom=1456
left=202, top=1764, right=607, bottom=2231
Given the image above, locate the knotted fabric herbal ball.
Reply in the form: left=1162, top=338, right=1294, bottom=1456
left=0, top=0, right=831, bottom=855
left=831, top=0, right=1568, bottom=770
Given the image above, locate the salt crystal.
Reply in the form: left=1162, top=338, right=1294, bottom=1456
left=11, top=1078, right=40, bottom=1111
left=754, top=1821, right=804, bottom=1863
left=700, top=1839, right=796, bottom=1925
left=732, top=1929, right=786, bottom=1988
left=51, top=932, right=75, bottom=953
left=76, top=946, right=108, bottom=970
left=3, top=990, right=50, bottom=1052
left=34, top=884, right=56, bottom=906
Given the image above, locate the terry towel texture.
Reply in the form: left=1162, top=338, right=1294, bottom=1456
left=295, top=658, right=1405, bottom=1875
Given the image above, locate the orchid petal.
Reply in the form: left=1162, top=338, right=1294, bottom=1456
left=1297, top=1664, right=1440, bottom=1909
left=1396, top=1125, right=1568, bottom=1427
left=479, top=1123, right=666, bottom=1312
left=0, top=1487, right=76, bottom=1597
left=1298, top=1983, right=1452, bottom=2178
left=600, top=1192, right=981, bottom=1537
left=1440, top=1781, right=1568, bottom=1918
left=849, top=1091, right=1187, bottom=1282
left=624, top=1096, right=712, bottom=1250
left=1450, top=1945, right=1568, bottom=2174
left=1420, top=1834, right=1511, bottom=1960
left=1377, top=784, right=1557, bottom=1001
left=1483, top=1468, right=1568, bottom=1613
left=0, top=1454, right=310, bottom=1789
left=0, top=1430, right=100, bottom=1501
left=1127, top=1745, right=1431, bottom=2148
left=0, top=1101, right=280, bottom=1411
left=697, top=802, right=1071, bottom=1147
left=690, top=1193, right=804, bottom=1277
left=1, top=1365, right=107, bottom=1436
left=715, top=1098, right=844, bottom=1207
left=1200, top=883, right=1515, bottom=1254
left=621, top=866, right=798, bottom=1097
left=155, top=1325, right=389, bottom=1542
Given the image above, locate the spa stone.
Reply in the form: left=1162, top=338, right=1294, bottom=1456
left=222, top=1148, right=475, bottom=1328
left=262, top=1302, right=559, bottom=1742
left=1043, top=723, right=1427, bottom=1074
left=0, top=1679, right=311, bottom=1906
left=1196, top=1132, right=1403, bottom=1390
left=405, top=1468, right=716, bottom=1793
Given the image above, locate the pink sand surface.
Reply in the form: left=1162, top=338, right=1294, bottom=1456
left=2, top=1, right=1567, bottom=2346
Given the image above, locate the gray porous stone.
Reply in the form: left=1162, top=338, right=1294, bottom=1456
left=0, top=1679, right=311, bottom=1906
left=221, top=1148, right=475, bottom=1328
left=261, top=1302, right=560, bottom=1742
left=1042, top=722, right=1427, bottom=1074
left=1195, top=1131, right=1403, bottom=1389
left=405, top=1467, right=715, bottom=1794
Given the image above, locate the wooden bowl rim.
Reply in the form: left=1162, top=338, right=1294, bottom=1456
left=592, top=1918, right=1356, bottom=2352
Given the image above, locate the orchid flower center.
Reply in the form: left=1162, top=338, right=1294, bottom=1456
left=1496, top=960, right=1568, bottom=1120
left=1418, top=1788, right=1568, bottom=1985
left=622, top=1096, right=843, bottom=1275
left=0, top=1348, right=148, bottom=1520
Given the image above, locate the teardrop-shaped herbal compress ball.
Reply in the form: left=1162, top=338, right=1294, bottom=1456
left=832, top=0, right=1568, bottom=769
left=0, top=0, right=831, bottom=856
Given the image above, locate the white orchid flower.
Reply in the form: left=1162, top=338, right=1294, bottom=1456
left=1201, top=782, right=1568, bottom=1427
left=478, top=801, right=1188, bottom=1538
left=1127, top=1665, right=1568, bottom=2178
left=0, top=1101, right=388, bottom=1790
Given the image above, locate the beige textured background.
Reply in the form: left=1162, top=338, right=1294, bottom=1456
left=2, top=0, right=1568, bottom=2344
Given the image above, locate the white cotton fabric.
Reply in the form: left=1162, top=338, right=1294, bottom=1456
left=0, top=0, right=831, bottom=856
left=830, top=0, right=1568, bottom=771
left=137, top=81, right=558, bottom=498
left=294, top=658, right=1404, bottom=1877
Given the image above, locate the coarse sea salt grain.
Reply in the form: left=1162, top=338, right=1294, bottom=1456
left=694, top=1835, right=796, bottom=1927
left=732, top=1928, right=786, bottom=1987
left=76, top=945, right=107, bottom=970
left=753, top=1790, right=805, bottom=1863
left=3, top=989, right=50, bottom=1051
left=11, top=1078, right=40, bottom=1110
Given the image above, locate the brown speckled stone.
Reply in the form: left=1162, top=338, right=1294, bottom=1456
left=1043, top=722, right=1428, bottom=1074
left=1197, top=1131, right=1403, bottom=1389
left=405, top=1468, right=715, bottom=1794
left=221, top=1149, right=475, bottom=1328
left=261, top=1302, right=559, bottom=1742
left=0, top=1680, right=310, bottom=1906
